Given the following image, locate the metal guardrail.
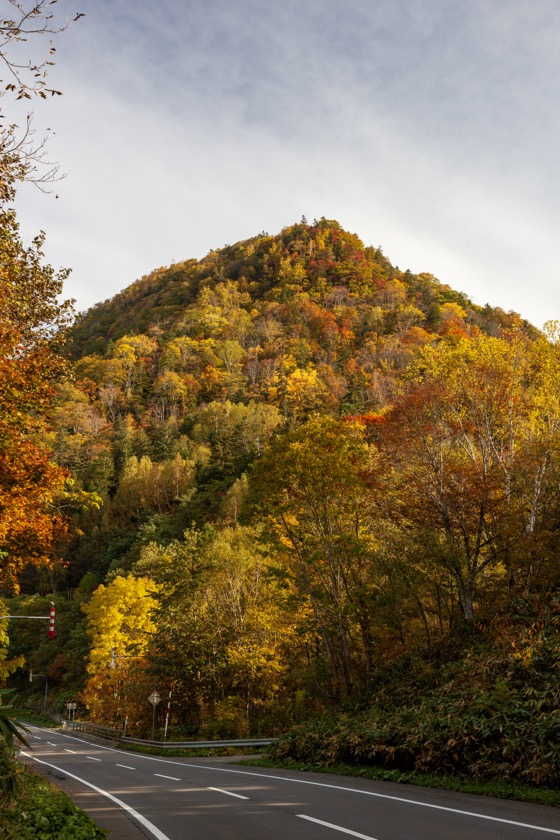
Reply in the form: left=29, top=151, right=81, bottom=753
left=62, top=721, right=122, bottom=740
left=62, top=720, right=277, bottom=750
left=121, top=735, right=277, bottom=749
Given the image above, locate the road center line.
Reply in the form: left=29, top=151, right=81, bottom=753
left=64, top=749, right=76, bottom=753
left=116, top=764, right=136, bottom=770
left=208, top=787, right=250, bottom=800
left=154, top=773, right=181, bottom=781
left=86, top=756, right=101, bottom=761
left=298, top=815, right=378, bottom=840
left=25, top=727, right=560, bottom=837
left=20, top=752, right=172, bottom=840
left=47, top=741, right=56, bottom=746
left=132, top=762, right=560, bottom=837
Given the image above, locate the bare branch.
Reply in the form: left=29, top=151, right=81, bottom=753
left=0, top=1, right=81, bottom=100
left=0, top=1, right=82, bottom=197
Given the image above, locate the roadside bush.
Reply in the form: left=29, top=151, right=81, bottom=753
left=270, top=599, right=560, bottom=787
left=0, top=764, right=106, bottom=839
left=0, top=739, right=19, bottom=794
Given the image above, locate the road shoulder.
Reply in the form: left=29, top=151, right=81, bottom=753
left=20, top=754, right=152, bottom=840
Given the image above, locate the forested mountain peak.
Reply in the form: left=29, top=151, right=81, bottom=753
left=68, top=218, right=534, bottom=360
left=55, top=219, right=540, bottom=546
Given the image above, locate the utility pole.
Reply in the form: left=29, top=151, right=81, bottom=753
left=29, top=670, right=49, bottom=717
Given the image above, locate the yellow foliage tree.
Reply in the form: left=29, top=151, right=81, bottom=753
left=113, top=454, right=196, bottom=516
left=205, top=528, right=297, bottom=705
left=81, top=575, right=160, bottom=727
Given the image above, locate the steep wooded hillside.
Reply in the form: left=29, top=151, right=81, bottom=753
left=47, top=219, right=538, bottom=587
left=8, top=220, right=560, bottom=792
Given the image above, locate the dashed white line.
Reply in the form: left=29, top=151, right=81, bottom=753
left=24, top=725, right=560, bottom=838
left=157, top=764, right=560, bottom=837
left=21, top=752, right=171, bottom=840
left=47, top=741, right=56, bottom=746
left=208, top=787, right=249, bottom=800
left=154, top=773, right=181, bottom=781
left=86, top=756, right=101, bottom=761
left=298, top=815, right=378, bottom=839
left=64, top=749, right=76, bottom=753
left=116, top=763, right=136, bottom=770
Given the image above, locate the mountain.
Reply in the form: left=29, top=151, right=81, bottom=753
left=10, top=219, right=560, bottom=792
left=51, top=217, right=539, bottom=575
left=68, top=218, right=535, bottom=361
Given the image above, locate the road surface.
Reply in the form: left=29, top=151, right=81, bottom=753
left=21, top=724, right=560, bottom=840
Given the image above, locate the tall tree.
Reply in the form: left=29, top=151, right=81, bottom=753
left=251, top=416, right=377, bottom=699
left=81, top=574, right=160, bottom=727
left=0, top=211, right=73, bottom=593
left=0, top=0, right=80, bottom=594
left=379, top=334, right=551, bottom=622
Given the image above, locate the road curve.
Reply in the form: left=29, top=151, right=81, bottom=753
left=21, top=725, right=560, bottom=840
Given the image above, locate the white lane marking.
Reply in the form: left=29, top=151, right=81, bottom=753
left=154, top=773, right=181, bottom=781
left=208, top=786, right=249, bottom=800
left=86, top=756, right=101, bottom=761
left=24, top=726, right=560, bottom=837
left=298, top=814, right=378, bottom=840
left=128, top=761, right=560, bottom=837
left=20, top=752, right=172, bottom=840
left=47, top=741, right=56, bottom=746
left=32, top=735, right=42, bottom=740
left=116, top=764, right=136, bottom=770
left=64, top=749, right=76, bottom=753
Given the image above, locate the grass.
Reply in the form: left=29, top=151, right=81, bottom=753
left=1, top=762, right=106, bottom=839
left=238, top=756, right=560, bottom=809
left=17, top=711, right=58, bottom=728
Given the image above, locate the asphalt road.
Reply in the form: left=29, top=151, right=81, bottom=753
left=20, top=725, right=560, bottom=840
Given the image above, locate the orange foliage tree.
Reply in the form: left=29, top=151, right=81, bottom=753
left=0, top=208, right=73, bottom=593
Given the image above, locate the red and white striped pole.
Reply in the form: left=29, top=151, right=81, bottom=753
left=47, top=603, right=56, bottom=639
left=163, top=683, right=173, bottom=742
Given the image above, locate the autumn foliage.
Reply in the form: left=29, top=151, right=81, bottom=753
left=0, top=210, right=73, bottom=593
left=5, top=220, right=560, bottom=785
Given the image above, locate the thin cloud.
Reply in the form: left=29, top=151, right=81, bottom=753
left=9, top=0, right=560, bottom=328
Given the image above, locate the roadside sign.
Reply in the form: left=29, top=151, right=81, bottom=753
left=148, top=691, right=161, bottom=705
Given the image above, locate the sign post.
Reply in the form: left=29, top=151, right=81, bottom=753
left=148, top=690, right=161, bottom=741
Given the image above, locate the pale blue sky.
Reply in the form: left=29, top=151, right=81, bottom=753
left=10, top=0, right=560, bottom=328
